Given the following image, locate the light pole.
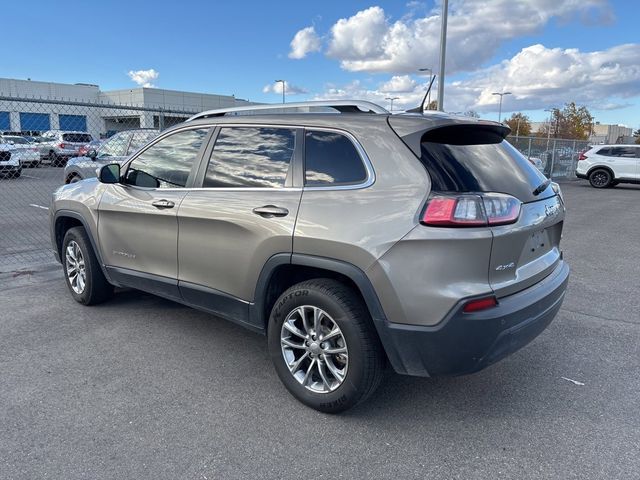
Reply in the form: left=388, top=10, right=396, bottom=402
left=544, top=107, right=559, bottom=149
left=492, top=91, right=512, bottom=122
left=437, top=0, right=449, bottom=111
left=418, top=67, right=433, bottom=109
left=385, top=96, right=400, bottom=112
left=275, top=79, right=285, bottom=104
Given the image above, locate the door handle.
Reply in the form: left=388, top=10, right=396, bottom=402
left=151, top=199, right=175, bottom=209
left=252, top=205, right=289, bottom=218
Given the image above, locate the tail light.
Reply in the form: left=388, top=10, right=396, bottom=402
left=578, top=152, right=587, bottom=160
left=58, top=143, right=66, bottom=149
left=421, top=193, right=521, bottom=227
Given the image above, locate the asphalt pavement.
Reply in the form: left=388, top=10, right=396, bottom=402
left=0, top=166, right=62, bottom=270
left=0, top=181, right=639, bottom=479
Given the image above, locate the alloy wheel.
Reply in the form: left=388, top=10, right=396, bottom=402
left=280, top=305, right=348, bottom=393
left=65, top=240, right=86, bottom=294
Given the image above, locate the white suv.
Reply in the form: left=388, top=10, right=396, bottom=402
left=576, top=144, right=640, bottom=188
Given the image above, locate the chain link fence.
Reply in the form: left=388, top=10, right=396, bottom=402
left=508, top=135, right=590, bottom=179
left=1, top=94, right=591, bottom=271
left=1, top=95, right=200, bottom=271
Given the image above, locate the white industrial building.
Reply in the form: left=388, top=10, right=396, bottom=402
left=0, top=77, right=254, bottom=139
left=530, top=120, right=633, bottom=144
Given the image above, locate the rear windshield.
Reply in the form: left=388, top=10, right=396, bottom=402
left=420, top=133, right=551, bottom=203
left=62, top=133, right=92, bottom=143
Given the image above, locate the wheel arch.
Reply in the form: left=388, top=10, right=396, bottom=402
left=586, top=164, right=616, bottom=180
left=53, top=210, right=111, bottom=281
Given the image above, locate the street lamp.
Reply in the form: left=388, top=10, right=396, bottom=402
left=437, top=0, right=449, bottom=111
left=385, top=96, right=400, bottom=112
left=418, top=67, right=433, bottom=109
left=492, top=91, right=512, bottom=122
left=275, top=79, right=285, bottom=104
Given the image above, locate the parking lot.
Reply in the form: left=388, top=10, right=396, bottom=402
left=0, top=181, right=639, bottom=479
left=0, top=166, right=62, bottom=270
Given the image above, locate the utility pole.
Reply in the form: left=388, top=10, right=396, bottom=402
left=492, top=91, right=512, bottom=122
left=437, top=0, right=448, bottom=111
left=385, top=96, right=400, bottom=112
left=275, top=79, right=285, bottom=104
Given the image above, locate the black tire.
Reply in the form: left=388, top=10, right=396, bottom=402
left=67, top=174, right=82, bottom=184
left=589, top=168, right=612, bottom=188
left=62, top=227, right=114, bottom=305
left=11, top=168, right=21, bottom=178
left=267, top=279, right=385, bottom=413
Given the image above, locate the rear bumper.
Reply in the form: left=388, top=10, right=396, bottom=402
left=376, top=260, right=570, bottom=377
left=575, top=172, right=587, bottom=180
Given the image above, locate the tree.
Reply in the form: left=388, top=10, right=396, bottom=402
left=634, top=128, right=640, bottom=145
left=504, top=112, right=531, bottom=136
left=464, top=110, right=480, bottom=118
left=425, top=100, right=438, bottom=110
left=537, top=103, right=594, bottom=140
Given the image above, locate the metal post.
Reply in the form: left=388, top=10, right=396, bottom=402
left=550, top=139, right=557, bottom=179
left=527, top=137, right=532, bottom=159
left=437, top=0, right=448, bottom=111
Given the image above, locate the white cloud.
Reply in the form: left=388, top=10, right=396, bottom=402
left=127, top=69, right=159, bottom=88
left=460, top=43, right=640, bottom=112
left=289, top=26, right=321, bottom=59
left=311, top=42, right=640, bottom=115
left=262, top=81, right=308, bottom=96
left=311, top=1, right=613, bottom=75
left=379, top=75, right=417, bottom=93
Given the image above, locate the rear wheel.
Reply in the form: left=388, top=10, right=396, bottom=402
left=589, top=168, right=612, bottom=188
left=267, top=279, right=385, bottom=413
left=67, top=174, right=82, bottom=184
left=11, top=168, right=21, bottom=178
left=62, top=227, right=113, bottom=305
left=49, top=151, right=60, bottom=166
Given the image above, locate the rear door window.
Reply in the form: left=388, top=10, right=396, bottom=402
left=304, top=130, right=367, bottom=186
left=420, top=126, right=551, bottom=202
left=98, top=133, right=130, bottom=158
left=203, top=127, right=295, bottom=188
left=609, top=147, right=637, bottom=157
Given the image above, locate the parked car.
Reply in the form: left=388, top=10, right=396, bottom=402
left=64, top=130, right=159, bottom=184
left=0, top=140, right=22, bottom=178
left=528, top=156, right=545, bottom=173
left=38, top=130, right=94, bottom=167
left=78, top=139, right=104, bottom=157
left=50, top=101, right=569, bottom=413
left=0, top=135, right=41, bottom=167
left=576, top=144, right=640, bottom=188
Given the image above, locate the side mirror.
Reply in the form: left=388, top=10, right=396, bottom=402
left=87, top=149, right=97, bottom=159
left=98, top=163, right=120, bottom=184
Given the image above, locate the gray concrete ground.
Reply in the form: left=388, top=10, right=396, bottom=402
left=0, top=181, right=639, bottom=479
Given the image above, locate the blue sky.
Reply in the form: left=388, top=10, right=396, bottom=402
left=3, top=0, right=639, bottom=127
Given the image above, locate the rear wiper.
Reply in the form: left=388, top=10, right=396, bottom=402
left=533, top=179, right=551, bottom=196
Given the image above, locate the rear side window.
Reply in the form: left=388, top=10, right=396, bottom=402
left=609, top=147, right=638, bottom=158
left=62, top=133, right=92, bottom=143
left=596, top=147, right=612, bottom=156
left=304, top=130, right=367, bottom=186
left=203, top=127, right=295, bottom=188
left=125, top=128, right=209, bottom=188
left=420, top=127, right=549, bottom=203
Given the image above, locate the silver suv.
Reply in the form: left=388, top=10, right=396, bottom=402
left=49, top=101, right=570, bottom=413
left=39, top=130, right=93, bottom=166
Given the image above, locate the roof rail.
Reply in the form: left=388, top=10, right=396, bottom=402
left=187, top=100, right=389, bottom=121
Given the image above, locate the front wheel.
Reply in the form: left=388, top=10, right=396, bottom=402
left=62, top=227, right=114, bottom=305
left=267, top=279, right=385, bottom=413
left=589, top=168, right=612, bottom=188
